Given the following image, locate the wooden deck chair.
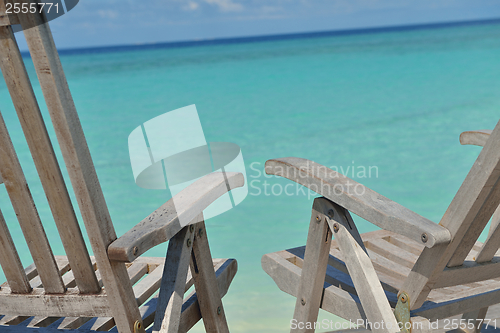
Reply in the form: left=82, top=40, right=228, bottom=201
left=262, top=120, right=500, bottom=333
left=0, top=3, right=240, bottom=332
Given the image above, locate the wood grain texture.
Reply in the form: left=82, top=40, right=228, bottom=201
left=140, top=258, right=237, bottom=333
left=189, top=220, right=230, bottom=333
left=261, top=251, right=366, bottom=322
left=460, top=130, right=492, bottom=147
left=0, top=0, right=19, bottom=26
left=476, top=205, right=500, bottom=262
left=332, top=208, right=399, bottom=333
left=263, top=227, right=500, bottom=329
left=265, top=157, right=451, bottom=248
left=152, top=225, right=194, bottom=332
left=19, top=11, right=142, bottom=332
left=0, top=20, right=98, bottom=294
left=0, top=108, right=63, bottom=293
left=461, top=307, right=488, bottom=333
left=0, top=287, right=110, bottom=317
left=108, top=172, right=244, bottom=262
left=434, top=258, right=500, bottom=289
left=0, top=208, right=31, bottom=293
left=291, top=197, right=334, bottom=333
left=404, top=120, right=500, bottom=309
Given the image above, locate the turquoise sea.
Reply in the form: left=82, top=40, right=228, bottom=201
left=0, top=20, right=500, bottom=331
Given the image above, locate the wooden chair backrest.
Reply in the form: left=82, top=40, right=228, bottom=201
left=0, top=3, right=142, bottom=331
left=405, top=119, right=500, bottom=309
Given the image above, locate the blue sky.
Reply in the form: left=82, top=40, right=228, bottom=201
left=15, top=0, right=500, bottom=50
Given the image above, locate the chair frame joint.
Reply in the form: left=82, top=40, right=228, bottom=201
left=395, top=291, right=411, bottom=333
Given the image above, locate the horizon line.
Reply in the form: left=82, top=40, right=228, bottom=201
left=22, top=16, right=500, bottom=57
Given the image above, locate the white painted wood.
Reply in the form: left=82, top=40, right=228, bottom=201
left=265, top=158, right=451, bottom=248
left=108, top=172, right=244, bottom=262
left=460, top=130, right=492, bottom=147
left=291, top=198, right=334, bottom=333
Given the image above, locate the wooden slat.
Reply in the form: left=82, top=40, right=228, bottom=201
left=133, top=264, right=164, bottom=306
left=434, top=258, right=500, bottom=289
left=139, top=258, right=237, bottom=332
left=108, top=172, right=244, bottom=262
left=460, top=130, right=492, bottom=147
left=0, top=1, right=20, bottom=27
left=330, top=246, right=403, bottom=295
left=127, top=262, right=149, bottom=286
left=153, top=225, right=194, bottom=332
left=476, top=205, right=500, bottom=262
left=0, top=109, right=64, bottom=293
left=290, top=244, right=402, bottom=297
left=0, top=208, right=31, bottom=293
left=403, top=120, right=500, bottom=309
left=58, top=260, right=149, bottom=330
left=88, top=261, right=165, bottom=331
left=264, top=158, right=451, bottom=248
left=413, top=282, right=500, bottom=321
left=189, top=220, right=230, bottom=333
left=448, top=177, right=500, bottom=266
left=0, top=20, right=99, bottom=294
left=0, top=315, right=29, bottom=325
left=18, top=12, right=142, bottom=332
left=331, top=207, right=399, bottom=333
left=364, top=238, right=417, bottom=269
left=0, top=287, right=111, bottom=317
left=27, top=316, right=59, bottom=328
left=290, top=198, right=333, bottom=333
left=461, top=307, right=488, bottom=333
left=262, top=251, right=366, bottom=322
left=382, top=234, right=424, bottom=256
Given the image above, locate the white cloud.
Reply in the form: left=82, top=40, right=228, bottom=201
left=203, top=0, right=244, bottom=12
left=97, top=9, right=118, bottom=19
left=183, top=1, right=200, bottom=10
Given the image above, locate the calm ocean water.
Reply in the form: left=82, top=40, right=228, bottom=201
left=0, top=20, right=499, bottom=331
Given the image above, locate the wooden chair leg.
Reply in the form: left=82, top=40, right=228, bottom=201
left=461, top=307, right=488, bottom=333
left=291, top=197, right=334, bottom=333
left=153, top=225, right=195, bottom=332
left=190, top=220, right=230, bottom=333
left=330, top=204, right=399, bottom=333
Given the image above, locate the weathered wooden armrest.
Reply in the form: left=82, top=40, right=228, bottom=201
left=459, top=129, right=492, bottom=147
left=108, top=172, right=244, bottom=262
left=265, top=157, right=451, bottom=248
